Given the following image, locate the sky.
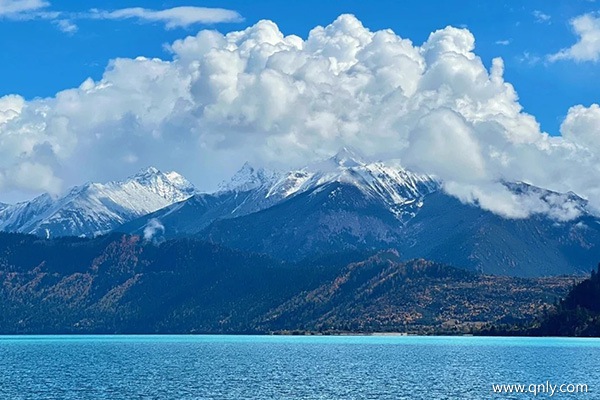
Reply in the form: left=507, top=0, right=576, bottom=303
left=1, top=0, right=600, bottom=220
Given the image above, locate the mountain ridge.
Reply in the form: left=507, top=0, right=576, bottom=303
left=117, top=151, right=439, bottom=239
left=0, top=166, right=197, bottom=238
left=2, top=152, right=600, bottom=277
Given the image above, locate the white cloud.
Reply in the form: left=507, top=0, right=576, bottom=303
left=549, top=13, right=600, bottom=62
left=1, top=3, right=240, bottom=33
left=0, top=95, right=24, bottom=124
left=0, top=0, right=48, bottom=16
left=495, top=39, right=511, bottom=46
left=518, top=51, right=541, bottom=65
left=143, top=218, right=165, bottom=241
left=403, top=108, right=487, bottom=183
left=533, top=10, right=551, bottom=23
left=54, top=18, right=77, bottom=34
left=561, top=103, right=600, bottom=151
left=90, top=6, right=243, bottom=29
left=2, top=15, right=600, bottom=220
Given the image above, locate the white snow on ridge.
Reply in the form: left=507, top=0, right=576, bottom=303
left=217, top=148, right=440, bottom=218
left=217, top=162, right=281, bottom=194
left=2, top=149, right=588, bottom=240
left=0, top=167, right=197, bottom=237
left=216, top=148, right=589, bottom=223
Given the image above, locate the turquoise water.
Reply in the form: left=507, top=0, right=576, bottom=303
left=0, top=335, right=598, bottom=399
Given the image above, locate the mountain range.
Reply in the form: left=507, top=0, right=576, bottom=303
left=1, top=148, right=599, bottom=277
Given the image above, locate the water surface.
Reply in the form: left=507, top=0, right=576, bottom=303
left=0, top=335, right=597, bottom=399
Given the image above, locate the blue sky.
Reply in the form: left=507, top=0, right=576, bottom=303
left=2, top=0, right=600, bottom=218
left=1, top=0, right=598, bottom=136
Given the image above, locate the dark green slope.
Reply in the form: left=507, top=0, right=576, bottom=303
left=530, top=264, right=600, bottom=336
left=258, top=251, right=577, bottom=334
left=0, top=232, right=578, bottom=334
left=0, top=232, right=340, bottom=333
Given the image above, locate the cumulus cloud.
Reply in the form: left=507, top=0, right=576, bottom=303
left=561, top=103, right=600, bottom=151
left=0, top=95, right=24, bottom=124
left=89, top=6, right=242, bottom=29
left=549, top=13, right=600, bottom=62
left=2, top=15, right=600, bottom=220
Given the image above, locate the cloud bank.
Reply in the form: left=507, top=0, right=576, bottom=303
left=2, top=14, right=600, bottom=220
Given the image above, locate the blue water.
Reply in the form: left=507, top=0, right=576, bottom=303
left=0, top=335, right=598, bottom=399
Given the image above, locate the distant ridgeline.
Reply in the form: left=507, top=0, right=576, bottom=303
left=0, top=232, right=581, bottom=335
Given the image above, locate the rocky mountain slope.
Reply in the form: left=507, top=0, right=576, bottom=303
left=111, top=151, right=600, bottom=277
left=198, top=183, right=600, bottom=276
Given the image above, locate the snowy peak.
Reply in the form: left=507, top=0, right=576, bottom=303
left=289, top=160, right=439, bottom=221
left=329, top=147, right=365, bottom=168
left=204, top=150, right=440, bottom=226
left=266, top=170, right=313, bottom=199
left=0, top=193, right=55, bottom=233
left=134, top=166, right=160, bottom=178
left=165, top=171, right=193, bottom=190
left=126, top=166, right=196, bottom=203
left=221, top=150, right=439, bottom=222
left=217, top=162, right=280, bottom=194
left=0, top=167, right=197, bottom=238
left=271, top=156, right=439, bottom=207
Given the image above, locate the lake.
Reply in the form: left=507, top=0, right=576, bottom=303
left=0, top=335, right=597, bottom=399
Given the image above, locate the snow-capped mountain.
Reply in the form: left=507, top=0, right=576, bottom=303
left=213, top=147, right=439, bottom=220
left=160, top=148, right=599, bottom=276
left=200, top=177, right=600, bottom=276
left=0, top=167, right=197, bottom=238
left=4, top=148, right=593, bottom=277
left=217, top=162, right=281, bottom=194
left=117, top=148, right=440, bottom=238
left=263, top=147, right=439, bottom=221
